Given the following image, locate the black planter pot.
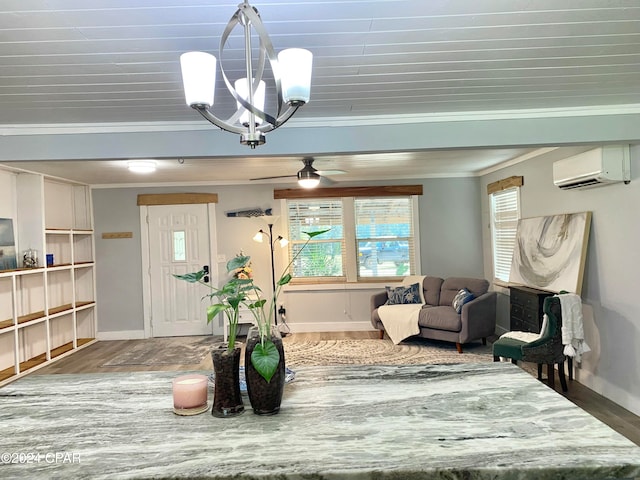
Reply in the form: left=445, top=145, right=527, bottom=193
left=210, top=343, right=244, bottom=418
left=244, top=326, right=285, bottom=415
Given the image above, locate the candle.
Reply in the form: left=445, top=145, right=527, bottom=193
left=172, top=374, right=209, bottom=415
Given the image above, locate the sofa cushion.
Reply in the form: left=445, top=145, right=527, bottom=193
left=452, top=288, right=475, bottom=313
left=422, top=276, right=444, bottom=306
left=385, top=283, right=422, bottom=305
left=439, top=277, right=489, bottom=307
left=418, top=306, right=462, bottom=332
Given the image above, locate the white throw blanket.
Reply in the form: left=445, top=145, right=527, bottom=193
left=558, top=293, right=591, bottom=362
left=378, top=304, right=422, bottom=345
left=378, top=276, right=426, bottom=344
left=500, top=314, right=549, bottom=343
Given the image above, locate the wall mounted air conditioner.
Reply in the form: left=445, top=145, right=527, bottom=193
left=553, top=145, right=631, bottom=190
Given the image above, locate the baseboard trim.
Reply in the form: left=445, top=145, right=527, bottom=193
left=285, top=321, right=374, bottom=333
left=97, top=330, right=146, bottom=341
left=574, top=368, right=640, bottom=417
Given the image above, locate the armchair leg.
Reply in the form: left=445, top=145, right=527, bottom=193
left=547, top=364, right=555, bottom=389
left=456, top=343, right=463, bottom=354
left=567, top=357, right=573, bottom=381
left=378, top=329, right=384, bottom=340
left=558, top=362, right=568, bottom=392
left=493, top=355, right=500, bottom=362
left=537, top=364, right=543, bottom=380
left=482, top=337, right=487, bottom=346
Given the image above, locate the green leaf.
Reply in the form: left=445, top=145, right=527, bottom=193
left=250, top=340, right=280, bottom=382
left=249, top=299, right=267, bottom=309
left=277, top=273, right=292, bottom=286
left=207, top=303, right=228, bottom=323
left=303, top=229, right=330, bottom=239
left=226, top=255, right=250, bottom=273
left=228, top=296, right=244, bottom=310
left=172, top=271, right=206, bottom=283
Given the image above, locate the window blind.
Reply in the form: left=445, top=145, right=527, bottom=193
left=490, top=187, right=520, bottom=282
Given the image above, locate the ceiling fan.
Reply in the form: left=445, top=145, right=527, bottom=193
left=250, top=157, right=345, bottom=188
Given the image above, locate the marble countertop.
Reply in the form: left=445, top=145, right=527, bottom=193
left=1, top=362, right=639, bottom=479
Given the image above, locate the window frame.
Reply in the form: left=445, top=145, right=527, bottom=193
left=282, top=196, right=421, bottom=284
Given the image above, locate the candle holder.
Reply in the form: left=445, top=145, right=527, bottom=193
left=172, top=374, right=209, bottom=416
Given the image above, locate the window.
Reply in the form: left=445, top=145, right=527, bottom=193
left=286, top=196, right=418, bottom=282
left=287, top=200, right=344, bottom=279
left=355, top=198, right=414, bottom=278
left=490, top=187, right=520, bottom=283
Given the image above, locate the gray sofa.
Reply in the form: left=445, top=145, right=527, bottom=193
left=370, top=276, right=496, bottom=353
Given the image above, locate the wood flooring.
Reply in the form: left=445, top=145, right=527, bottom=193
left=31, top=331, right=640, bottom=447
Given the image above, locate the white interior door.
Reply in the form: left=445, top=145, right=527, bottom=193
left=148, top=204, right=213, bottom=337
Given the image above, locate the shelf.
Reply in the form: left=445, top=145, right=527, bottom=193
left=49, top=304, right=74, bottom=316
left=50, top=341, right=74, bottom=359
left=0, top=365, right=16, bottom=382
left=19, top=352, right=48, bottom=373
left=77, top=337, right=95, bottom=347
left=18, top=311, right=46, bottom=325
left=0, top=318, right=13, bottom=330
left=0, top=267, right=45, bottom=277
left=75, top=301, right=95, bottom=309
left=0, top=172, right=96, bottom=386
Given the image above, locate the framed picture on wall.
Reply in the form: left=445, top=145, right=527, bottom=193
left=0, top=218, right=18, bottom=271
left=509, top=211, right=592, bottom=295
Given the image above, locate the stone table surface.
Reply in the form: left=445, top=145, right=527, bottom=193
left=1, top=362, right=640, bottom=479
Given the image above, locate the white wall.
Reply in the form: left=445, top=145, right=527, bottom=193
left=480, top=145, right=640, bottom=416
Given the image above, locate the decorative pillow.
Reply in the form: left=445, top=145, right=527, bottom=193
left=385, top=283, right=422, bottom=305
left=452, top=288, right=475, bottom=313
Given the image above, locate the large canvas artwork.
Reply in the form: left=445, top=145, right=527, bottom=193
left=0, top=218, right=18, bottom=271
left=509, top=212, right=591, bottom=295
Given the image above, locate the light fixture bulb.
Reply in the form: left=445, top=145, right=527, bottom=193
left=253, top=230, right=265, bottom=242
left=127, top=160, right=157, bottom=174
left=278, top=237, right=289, bottom=248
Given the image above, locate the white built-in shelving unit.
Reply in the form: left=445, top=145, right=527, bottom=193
left=0, top=169, right=97, bottom=386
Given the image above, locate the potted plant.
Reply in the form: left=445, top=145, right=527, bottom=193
left=241, top=229, right=329, bottom=414
left=172, top=255, right=253, bottom=417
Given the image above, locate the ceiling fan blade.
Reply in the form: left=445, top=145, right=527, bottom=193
left=316, top=169, right=346, bottom=176
left=250, top=174, right=297, bottom=181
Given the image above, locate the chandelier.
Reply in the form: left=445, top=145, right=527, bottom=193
left=180, top=1, right=313, bottom=148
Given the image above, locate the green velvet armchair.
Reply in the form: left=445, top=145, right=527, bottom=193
left=493, top=296, right=570, bottom=392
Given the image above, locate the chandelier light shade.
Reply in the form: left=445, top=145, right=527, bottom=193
left=277, top=48, right=313, bottom=104
left=179, top=52, right=217, bottom=107
left=179, top=1, right=313, bottom=148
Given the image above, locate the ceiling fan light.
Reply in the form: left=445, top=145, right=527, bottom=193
left=278, top=48, right=313, bottom=104
left=297, top=169, right=320, bottom=188
left=127, top=160, right=157, bottom=174
left=180, top=51, right=217, bottom=107
left=234, top=78, right=266, bottom=126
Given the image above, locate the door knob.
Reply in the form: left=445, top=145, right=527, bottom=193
left=203, top=265, right=209, bottom=283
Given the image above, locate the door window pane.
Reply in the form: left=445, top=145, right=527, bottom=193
left=173, top=231, right=186, bottom=261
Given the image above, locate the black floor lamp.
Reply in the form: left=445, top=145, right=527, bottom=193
left=253, top=223, right=288, bottom=325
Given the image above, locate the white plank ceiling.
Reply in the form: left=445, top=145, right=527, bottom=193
left=1, top=0, right=639, bottom=184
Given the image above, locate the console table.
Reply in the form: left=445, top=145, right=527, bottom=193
left=2, top=363, right=640, bottom=479
left=509, top=285, right=554, bottom=333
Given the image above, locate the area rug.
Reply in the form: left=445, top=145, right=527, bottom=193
left=102, top=336, right=213, bottom=366
left=283, top=338, right=493, bottom=367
